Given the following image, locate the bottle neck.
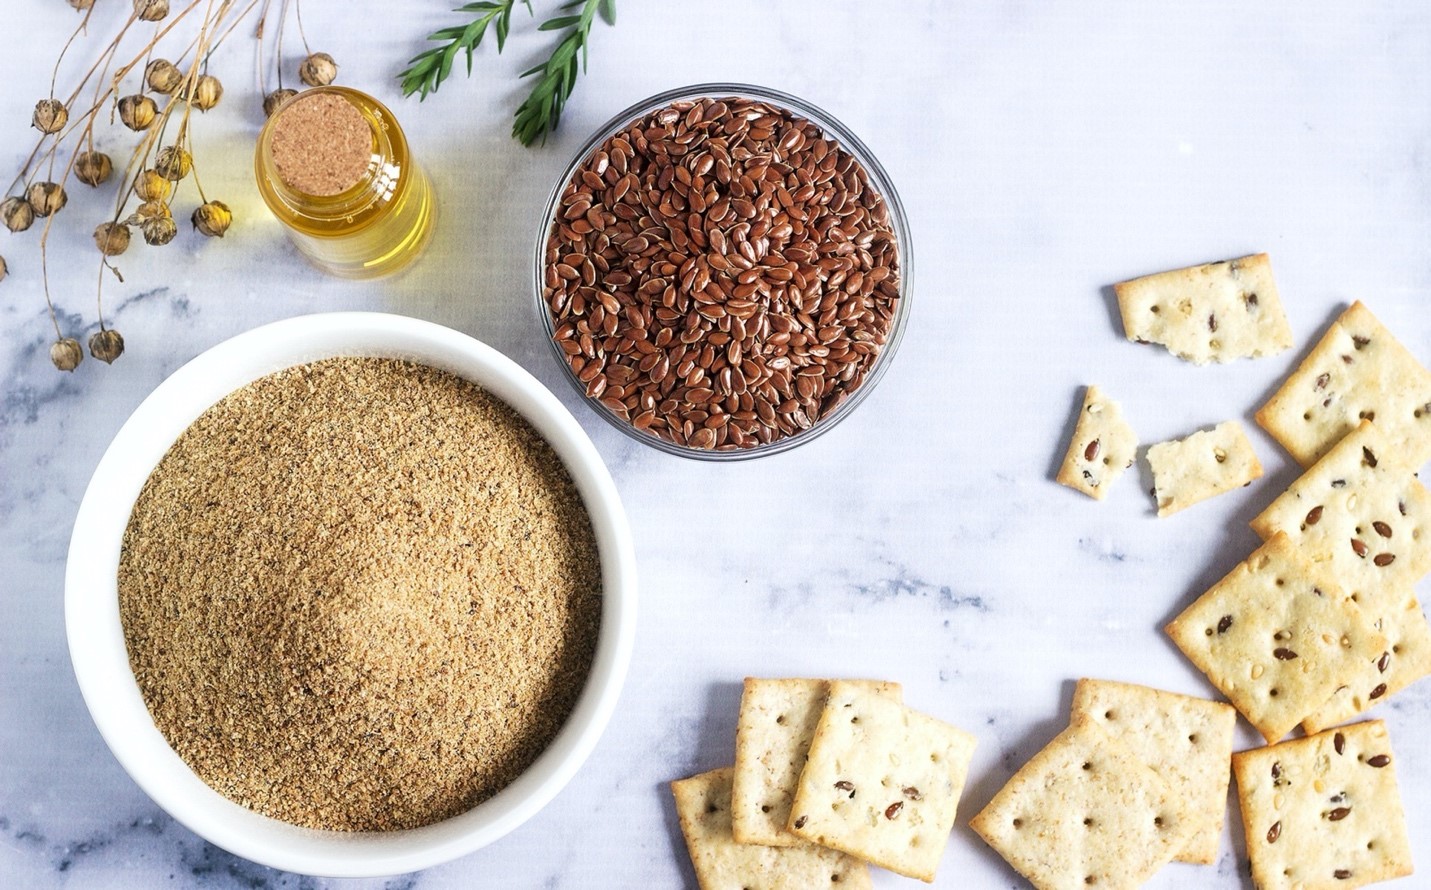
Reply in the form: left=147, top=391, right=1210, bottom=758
left=256, top=87, right=411, bottom=229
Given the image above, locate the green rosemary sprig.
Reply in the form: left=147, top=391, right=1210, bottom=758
left=399, top=0, right=615, bottom=147
left=511, top=0, right=615, bottom=146
left=399, top=0, right=532, bottom=100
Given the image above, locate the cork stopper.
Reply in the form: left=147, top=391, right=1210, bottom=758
left=269, top=92, right=372, bottom=197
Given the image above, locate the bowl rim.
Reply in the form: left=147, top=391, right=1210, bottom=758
left=533, top=81, right=913, bottom=461
left=64, top=311, right=637, bottom=877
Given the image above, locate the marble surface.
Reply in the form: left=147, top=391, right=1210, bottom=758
left=3, top=1, right=1430, bottom=887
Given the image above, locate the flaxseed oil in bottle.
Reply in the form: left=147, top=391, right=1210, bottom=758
left=255, top=86, right=435, bottom=279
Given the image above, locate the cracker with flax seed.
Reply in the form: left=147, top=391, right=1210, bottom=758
left=1164, top=533, right=1386, bottom=743
left=1302, top=594, right=1431, bottom=736
left=1250, top=420, right=1431, bottom=607
left=671, top=767, right=872, bottom=890
left=1071, top=678, right=1236, bottom=865
left=1055, top=385, right=1139, bottom=500
left=1257, top=301, right=1431, bottom=469
left=1250, top=419, right=1431, bottom=732
left=1147, top=420, right=1263, bottom=516
left=787, top=681, right=976, bottom=883
left=1233, top=721, right=1413, bottom=890
left=970, top=714, right=1197, bottom=889
left=1114, top=253, right=1292, bottom=364
left=731, top=678, right=901, bottom=847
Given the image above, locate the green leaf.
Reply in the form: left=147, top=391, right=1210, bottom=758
left=538, top=14, right=582, bottom=31
left=598, top=0, right=616, bottom=26
left=439, top=45, right=456, bottom=83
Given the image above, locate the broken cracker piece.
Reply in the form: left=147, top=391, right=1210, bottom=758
left=1056, top=385, right=1139, bottom=500
left=1115, top=253, right=1292, bottom=364
left=1147, top=420, right=1263, bottom=516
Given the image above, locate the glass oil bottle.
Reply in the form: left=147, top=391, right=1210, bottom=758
left=254, top=86, right=436, bottom=279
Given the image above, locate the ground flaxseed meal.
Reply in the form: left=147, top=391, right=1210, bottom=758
left=118, top=357, right=601, bottom=831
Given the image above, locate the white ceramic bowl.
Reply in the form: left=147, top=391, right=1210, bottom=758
left=64, top=313, right=637, bottom=877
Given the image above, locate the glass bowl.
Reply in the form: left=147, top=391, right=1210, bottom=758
left=534, top=83, right=912, bottom=460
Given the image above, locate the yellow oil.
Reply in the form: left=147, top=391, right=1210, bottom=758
left=255, top=87, right=436, bottom=279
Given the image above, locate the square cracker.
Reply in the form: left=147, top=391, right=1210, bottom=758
left=969, top=714, right=1197, bottom=890
left=1114, top=253, right=1292, bottom=364
left=1147, top=420, right=1263, bottom=516
left=731, top=678, right=901, bottom=847
left=787, top=681, right=976, bottom=882
left=671, top=767, right=872, bottom=890
left=1164, top=532, right=1386, bottom=743
left=1257, top=300, right=1431, bottom=469
left=1071, top=678, right=1236, bottom=865
left=1055, top=386, right=1139, bottom=500
left=1303, top=594, right=1431, bottom=735
left=1250, top=420, right=1431, bottom=607
left=1233, top=720, right=1413, bottom=890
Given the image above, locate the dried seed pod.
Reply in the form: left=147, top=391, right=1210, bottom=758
left=155, top=145, right=192, bottom=181
left=134, top=169, right=172, bottom=202
left=128, top=200, right=172, bottom=223
left=142, top=215, right=177, bottom=246
left=191, top=74, right=223, bottom=111
left=51, top=337, right=84, bottom=371
left=0, top=254, right=6, bottom=283
left=2, top=196, right=35, bottom=232
left=93, top=221, right=131, bottom=256
left=191, top=200, right=232, bottom=238
left=89, top=328, right=125, bottom=364
left=26, top=181, right=68, bottom=217
left=118, top=94, right=157, bottom=130
left=68, top=0, right=95, bottom=9
left=144, top=58, right=184, bottom=94
left=134, top=0, right=169, bottom=21
left=263, top=88, right=298, bottom=118
left=74, top=150, right=114, bottom=187
left=299, top=52, right=338, bottom=86
left=32, top=98, right=69, bottom=134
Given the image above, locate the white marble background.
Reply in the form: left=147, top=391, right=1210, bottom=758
left=3, top=1, right=1430, bottom=887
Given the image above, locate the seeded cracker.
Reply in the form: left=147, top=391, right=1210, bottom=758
left=1248, top=420, right=1431, bottom=731
left=1251, top=420, right=1431, bottom=604
left=1304, top=594, right=1431, bottom=735
left=1114, top=253, right=1292, bottom=364
left=787, top=681, right=976, bottom=882
left=731, top=678, right=901, bottom=847
left=1233, top=721, right=1413, bottom=890
left=1257, top=301, right=1431, bottom=469
left=1165, top=533, right=1387, bottom=743
left=1147, top=420, right=1263, bottom=516
left=671, top=767, right=872, bottom=890
left=1070, top=679, right=1236, bottom=865
left=969, top=714, right=1196, bottom=890
left=1055, top=386, right=1138, bottom=500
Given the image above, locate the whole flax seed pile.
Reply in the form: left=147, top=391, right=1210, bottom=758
left=118, top=357, right=602, bottom=831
